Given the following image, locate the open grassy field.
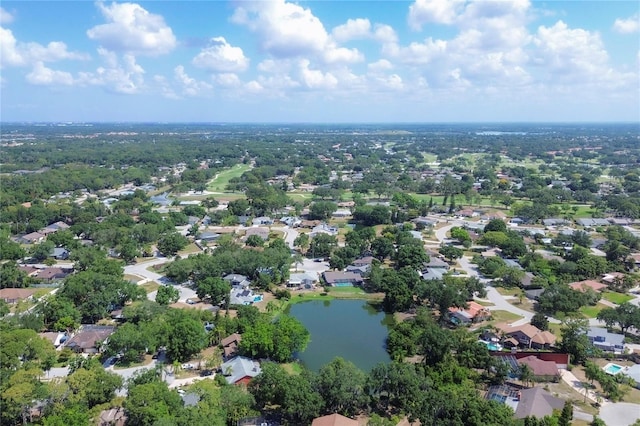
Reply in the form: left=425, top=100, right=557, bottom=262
left=601, top=291, right=634, bottom=305
left=140, top=281, right=160, bottom=294
left=579, top=302, right=608, bottom=319
left=489, top=310, right=523, bottom=323
left=178, top=243, right=202, bottom=256
left=206, top=163, right=252, bottom=192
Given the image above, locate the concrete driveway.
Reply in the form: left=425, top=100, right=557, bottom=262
left=599, top=402, right=640, bottom=426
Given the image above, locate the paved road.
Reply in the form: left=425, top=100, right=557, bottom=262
left=599, top=402, right=640, bottom=426
left=124, top=255, right=169, bottom=283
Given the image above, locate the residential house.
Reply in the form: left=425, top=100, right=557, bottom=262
left=624, top=364, right=640, bottom=389
left=311, top=413, right=359, bottom=426
left=49, top=247, right=70, bottom=260
left=448, top=301, right=491, bottom=325
left=421, top=257, right=450, bottom=281
left=288, top=272, right=318, bottom=288
left=569, top=280, right=607, bottom=293
left=220, top=356, right=261, bottom=385
left=244, top=227, right=269, bottom=241
left=18, top=232, right=45, bottom=244
left=65, top=325, right=116, bottom=354
left=38, top=332, right=67, bottom=349
left=224, top=274, right=251, bottom=288
left=322, top=271, right=364, bottom=287
left=413, top=217, right=436, bottom=228
left=18, top=265, right=39, bottom=277
left=33, top=267, right=70, bottom=282
left=514, top=387, right=565, bottom=419
left=252, top=216, right=273, bottom=226
left=98, top=408, right=127, bottom=426
left=524, top=288, right=546, bottom=301
left=517, top=355, right=561, bottom=382
left=500, top=324, right=556, bottom=349
left=221, top=333, right=242, bottom=359
left=311, top=223, right=338, bottom=237
left=280, top=216, right=301, bottom=227
left=586, top=327, right=625, bottom=353
left=542, top=218, right=569, bottom=227
left=0, top=288, right=39, bottom=304
left=199, top=231, right=220, bottom=242
left=600, top=272, right=625, bottom=285
left=345, top=257, right=374, bottom=276
left=229, top=287, right=257, bottom=306
left=577, top=218, right=611, bottom=227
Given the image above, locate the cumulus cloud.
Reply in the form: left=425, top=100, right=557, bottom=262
left=26, top=62, right=74, bottom=86
left=231, top=0, right=328, bottom=57
left=77, top=49, right=146, bottom=94
left=298, top=60, right=338, bottom=90
left=0, top=7, right=14, bottom=25
left=532, top=21, right=609, bottom=80
left=192, top=37, right=249, bottom=73
left=231, top=0, right=363, bottom=66
left=87, top=2, right=176, bottom=56
left=408, top=0, right=465, bottom=29
left=613, top=14, right=639, bottom=34
left=174, top=65, right=212, bottom=96
left=1, top=26, right=89, bottom=67
left=332, top=18, right=372, bottom=42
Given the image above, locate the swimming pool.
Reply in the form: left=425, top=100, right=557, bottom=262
left=479, top=340, right=502, bottom=351
left=253, top=295, right=263, bottom=302
left=603, top=363, right=624, bottom=375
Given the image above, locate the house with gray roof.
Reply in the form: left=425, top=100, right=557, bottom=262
left=586, top=327, right=625, bottom=353
left=625, top=364, right=640, bottom=389
left=288, top=272, right=318, bottom=288
left=220, top=356, right=261, bottom=385
left=514, top=387, right=565, bottom=419
left=322, top=271, right=364, bottom=286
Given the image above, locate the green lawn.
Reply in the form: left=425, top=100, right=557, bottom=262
left=579, top=302, right=608, bottom=318
left=489, top=310, right=523, bottom=323
left=140, top=281, right=160, bottom=294
left=601, top=291, right=634, bottom=305
left=178, top=243, right=202, bottom=256
left=207, top=164, right=252, bottom=192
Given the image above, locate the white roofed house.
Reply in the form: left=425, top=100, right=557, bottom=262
left=288, top=272, right=318, bottom=288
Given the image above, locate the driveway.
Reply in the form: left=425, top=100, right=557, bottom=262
left=124, top=255, right=169, bottom=283
left=599, top=402, right=640, bottom=426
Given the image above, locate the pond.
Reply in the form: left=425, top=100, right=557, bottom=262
left=285, top=299, right=393, bottom=372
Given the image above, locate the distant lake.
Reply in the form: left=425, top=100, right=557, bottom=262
left=285, top=299, right=392, bottom=372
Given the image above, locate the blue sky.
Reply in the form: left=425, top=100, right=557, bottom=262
left=1, top=0, right=638, bottom=122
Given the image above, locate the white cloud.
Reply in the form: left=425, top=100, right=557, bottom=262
left=231, top=0, right=328, bottom=57
left=78, top=50, right=146, bottom=94
left=332, top=18, right=371, bottom=42
left=373, top=24, right=398, bottom=44
left=244, top=80, right=264, bottom=94
left=87, top=2, right=176, bottom=56
left=613, top=14, right=640, bottom=34
left=231, top=0, right=363, bottom=66
left=26, top=62, right=74, bottom=86
left=0, top=26, right=89, bottom=67
left=322, top=45, right=363, bottom=64
left=532, top=21, right=609, bottom=80
left=174, top=65, right=212, bottom=96
left=298, top=60, right=338, bottom=90
left=213, top=73, right=242, bottom=88
left=0, top=7, right=14, bottom=25
left=383, top=37, right=447, bottom=65
left=368, top=59, right=393, bottom=72
left=408, top=0, right=465, bottom=29
left=192, top=37, right=249, bottom=73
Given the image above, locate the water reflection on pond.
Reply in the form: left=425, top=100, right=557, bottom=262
left=285, top=299, right=392, bottom=372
